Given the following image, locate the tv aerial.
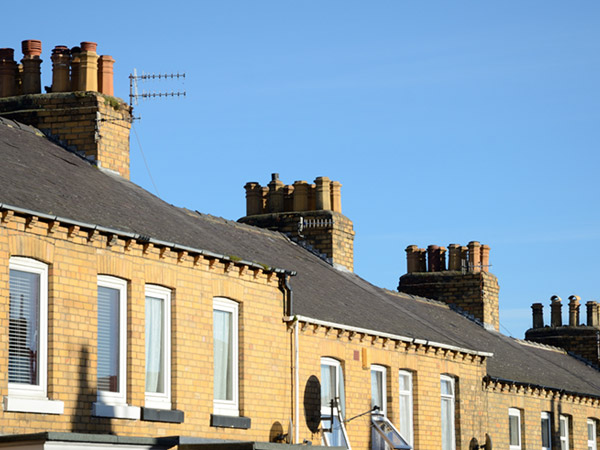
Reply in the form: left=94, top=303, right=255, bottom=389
left=128, top=68, right=186, bottom=118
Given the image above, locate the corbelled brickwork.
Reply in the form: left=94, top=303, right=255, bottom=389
left=0, top=92, right=131, bottom=178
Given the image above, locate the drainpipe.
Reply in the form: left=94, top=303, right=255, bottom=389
left=282, top=273, right=299, bottom=444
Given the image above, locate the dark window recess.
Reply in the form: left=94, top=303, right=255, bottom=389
left=141, top=407, right=184, bottom=423
left=210, top=414, right=251, bottom=429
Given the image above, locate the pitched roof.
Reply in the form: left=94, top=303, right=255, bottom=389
left=2, top=117, right=600, bottom=397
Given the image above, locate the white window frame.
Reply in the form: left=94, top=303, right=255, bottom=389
left=371, top=365, right=387, bottom=416
left=542, top=412, right=552, bottom=450
left=509, top=408, right=522, bottom=450
left=398, top=370, right=414, bottom=447
left=588, top=419, right=597, bottom=450
left=560, top=414, right=570, bottom=450
left=440, top=375, right=456, bottom=450
left=8, top=257, right=48, bottom=399
left=321, top=357, right=351, bottom=449
left=144, top=285, right=171, bottom=410
left=4, top=257, right=62, bottom=414
left=213, top=297, right=239, bottom=416
left=96, top=275, right=127, bottom=406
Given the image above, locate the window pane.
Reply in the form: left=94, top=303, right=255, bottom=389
left=9, top=269, right=40, bottom=385
left=398, top=372, right=412, bottom=446
left=321, top=364, right=336, bottom=408
left=509, top=415, right=520, bottom=445
left=371, top=369, right=383, bottom=411
left=441, top=397, right=454, bottom=450
left=542, top=417, right=551, bottom=448
left=98, top=286, right=120, bottom=392
left=441, top=378, right=453, bottom=396
left=145, top=295, right=164, bottom=393
left=213, top=309, right=232, bottom=400
left=324, top=414, right=349, bottom=448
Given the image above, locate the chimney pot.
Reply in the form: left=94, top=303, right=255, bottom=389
left=427, top=245, right=440, bottom=272
left=315, top=176, right=332, bottom=210
left=21, top=39, right=42, bottom=57
left=467, top=241, right=482, bottom=273
left=587, top=301, right=600, bottom=327
left=0, top=48, right=15, bottom=60
left=80, top=41, right=98, bottom=53
left=568, top=295, right=581, bottom=326
left=550, top=295, right=563, bottom=327
left=480, top=245, right=490, bottom=272
left=267, top=174, right=285, bottom=213
left=271, top=173, right=279, bottom=181
left=406, top=245, right=421, bottom=273
left=292, top=180, right=309, bottom=212
left=448, top=244, right=462, bottom=271
left=531, top=303, right=544, bottom=328
left=98, top=55, right=115, bottom=96
left=330, top=180, right=342, bottom=213
left=51, top=45, right=71, bottom=93
left=0, top=48, right=18, bottom=97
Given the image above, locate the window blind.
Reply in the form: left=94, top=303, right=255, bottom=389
left=98, top=286, right=120, bottom=393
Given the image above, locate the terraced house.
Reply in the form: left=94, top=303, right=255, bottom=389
left=0, top=39, right=600, bottom=450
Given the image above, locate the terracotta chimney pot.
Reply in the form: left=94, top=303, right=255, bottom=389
left=467, top=241, right=482, bottom=273
left=51, top=45, right=71, bottom=93
left=79, top=42, right=98, bottom=92
left=406, top=245, right=420, bottom=273
left=20, top=40, right=42, bottom=94
left=292, top=181, right=309, bottom=212
left=244, top=182, right=263, bottom=216
left=330, top=180, right=342, bottom=213
left=448, top=244, right=462, bottom=271
left=531, top=303, right=544, bottom=329
left=315, top=176, right=332, bottom=210
left=21, top=39, right=42, bottom=57
left=98, top=54, right=115, bottom=96
left=0, top=48, right=18, bottom=97
left=427, top=245, right=440, bottom=272
left=80, top=41, right=98, bottom=52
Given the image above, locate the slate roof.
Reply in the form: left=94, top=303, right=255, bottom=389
left=2, top=117, right=600, bottom=397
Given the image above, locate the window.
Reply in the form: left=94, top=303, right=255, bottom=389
left=542, top=412, right=552, bottom=450
left=213, top=297, right=239, bottom=416
left=559, top=415, right=570, bottom=450
left=145, top=285, right=171, bottom=409
left=8, top=257, right=48, bottom=396
left=588, top=419, right=597, bottom=450
left=321, top=357, right=350, bottom=449
left=371, top=365, right=386, bottom=415
left=440, top=375, right=456, bottom=450
left=93, top=276, right=138, bottom=419
left=509, top=408, right=522, bottom=450
left=5, top=257, right=62, bottom=414
left=398, top=370, right=414, bottom=447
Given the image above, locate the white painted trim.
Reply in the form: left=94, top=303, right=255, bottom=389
left=440, top=375, right=456, bottom=450
left=97, top=275, right=128, bottom=406
left=92, top=401, right=141, bottom=420
left=559, top=414, right=570, bottom=450
left=370, top=364, right=387, bottom=416
left=3, top=395, right=64, bottom=414
left=144, top=285, right=171, bottom=410
left=398, top=369, right=414, bottom=446
left=509, top=407, right=522, bottom=450
left=213, top=297, right=239, bottom=417
left=285, top=315, right=493, bottom=357
left=588, top=419, right=597, bottom=450
left=541, top=412, right=552, bottom=450
left=8, top=257, right=49, bottom=399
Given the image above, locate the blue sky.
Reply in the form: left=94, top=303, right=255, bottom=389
left=3, top=1, right=599, bottom=338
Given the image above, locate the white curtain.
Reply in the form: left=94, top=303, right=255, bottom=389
left=145, top=296, right=164, bottom=393
left=371, top=370, right=383, bottom=411
left=441, top=397, right=453, bottom=450
left=213, top=309, right=232, bottom=400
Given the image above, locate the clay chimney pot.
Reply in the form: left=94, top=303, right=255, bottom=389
left=21, top=40, right=42, bottom=57
left=80, top=41, right=98, bottom=52
left=0, top=48, right=15, bottom=60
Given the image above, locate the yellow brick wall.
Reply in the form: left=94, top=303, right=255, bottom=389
left=0, top=215, right=292, bottom=440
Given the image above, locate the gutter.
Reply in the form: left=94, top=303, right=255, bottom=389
left=0, top=202, right=295, bottom=276
left=284, top=314, right=493, bottom=358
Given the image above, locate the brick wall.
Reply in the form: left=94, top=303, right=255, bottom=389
left=526, top=326, right=600, bottom=367
left=0, top=92, right=131, bottom=178
left=398, top=271, right=500, bottom=331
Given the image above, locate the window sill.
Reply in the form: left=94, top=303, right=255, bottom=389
left=92, top=402, right=140, bottom=420
left=210, top=414, right=251, bottom=429
left=3, top=396, right=64, bottom=414
left=141, top=407, right=184, bottom=423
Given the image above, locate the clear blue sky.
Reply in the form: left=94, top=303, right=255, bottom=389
left=4, top=1, right=599, bottom=338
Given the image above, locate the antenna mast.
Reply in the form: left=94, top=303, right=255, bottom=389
left=129, top=70, right=186, bottom=110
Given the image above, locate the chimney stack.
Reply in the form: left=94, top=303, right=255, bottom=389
left=239, top=174, right=355, bottom=272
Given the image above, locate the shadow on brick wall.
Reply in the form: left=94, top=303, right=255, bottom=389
left=71, top=346, right=113, bottom=434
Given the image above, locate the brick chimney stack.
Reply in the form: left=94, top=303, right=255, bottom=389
left=0, top=39, right=131, bottom=178
left=398, top=241, right=500, bottom=331
left=239, top=174, right=355, bottom=272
